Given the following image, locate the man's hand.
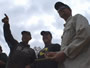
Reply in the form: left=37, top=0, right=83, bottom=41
left=2, top=14, right=9, bottom=24
left=25, top=65, right=31, bottom=68
left=45, top=51, right=67, bottom=62
left=45, top=52, right=57, bottom=58
left=0, top=60, right=5, bottom=65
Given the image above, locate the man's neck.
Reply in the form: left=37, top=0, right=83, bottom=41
left=22, top=41, right=28, bottom=44
left=45, top=42, right=51, bottom=47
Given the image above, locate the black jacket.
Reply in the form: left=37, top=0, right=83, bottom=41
left=38, top=44, right=60, bottom=58
left=31, top=44, right=61, bottom=68
left=0, top=53, right=8, bottom=68
left=3, top=24, right=36, bottom=68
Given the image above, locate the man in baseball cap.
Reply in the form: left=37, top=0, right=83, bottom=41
left=45, top=1, right=90, bottom=68
left=2, top=14, right=36, bottom=68
left=35, top=31, right=60, bottom=68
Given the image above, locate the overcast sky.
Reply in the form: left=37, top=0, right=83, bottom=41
left=0, top=0, right=90, bottom=55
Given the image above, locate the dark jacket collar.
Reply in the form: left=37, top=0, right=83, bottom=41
left=20, top=42, right=30, bottom=47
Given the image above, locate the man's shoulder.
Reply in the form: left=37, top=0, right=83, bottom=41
left=52, top=43, right=60, bottom=46
left=0, top=53, right=7, bottom=58
left=50, top=43, right=61, bottom=50
left=29, top=47, right=34, bottom=51
left=1, top=52, right=7, bottom=55
left=29, top=47, right=36, bottom=53
left=74, top=14, right=85, bottom=19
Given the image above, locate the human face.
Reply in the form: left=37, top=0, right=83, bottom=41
left=22, top=33, right=32, bottom=43
left=42, top=34, right=52, bottom=44
left=58, top=7, right=71, bottom=21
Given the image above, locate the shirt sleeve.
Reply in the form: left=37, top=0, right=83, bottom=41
left=3, top=23, right=18, bottom=50
left=63, top=14, right=90, bottom=58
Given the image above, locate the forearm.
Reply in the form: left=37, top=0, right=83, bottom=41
left=3, top=23, right=18, bottom=49
left=63, top=27, right=90, bottom=58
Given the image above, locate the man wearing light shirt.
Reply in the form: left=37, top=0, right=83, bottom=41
left=45, top=2, right=90, bottom=68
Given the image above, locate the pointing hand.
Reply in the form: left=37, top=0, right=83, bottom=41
left=2, top=14, right=9, bottom=24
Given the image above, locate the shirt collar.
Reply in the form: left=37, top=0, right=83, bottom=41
left=20, top=42, right=30, bottom=47
left=64, top=15, right=72, bottom=27
left=66, top=15, right=72, bottom=22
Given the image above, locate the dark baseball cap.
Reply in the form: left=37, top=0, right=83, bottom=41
left=21, top=31, right=31, bottom=35
left=41, top=31, right=52, bottom=38
left=54, top=2, right=71, bottom=11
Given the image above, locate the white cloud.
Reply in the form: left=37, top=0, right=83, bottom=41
left=13, top=0, right=30, bottom=6
left=0, top=0, right=90, bottom=55
left=25, top=16, right=40, bottom=27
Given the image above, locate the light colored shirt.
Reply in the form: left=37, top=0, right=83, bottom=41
left=60, top=14, right=90, bottom=68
